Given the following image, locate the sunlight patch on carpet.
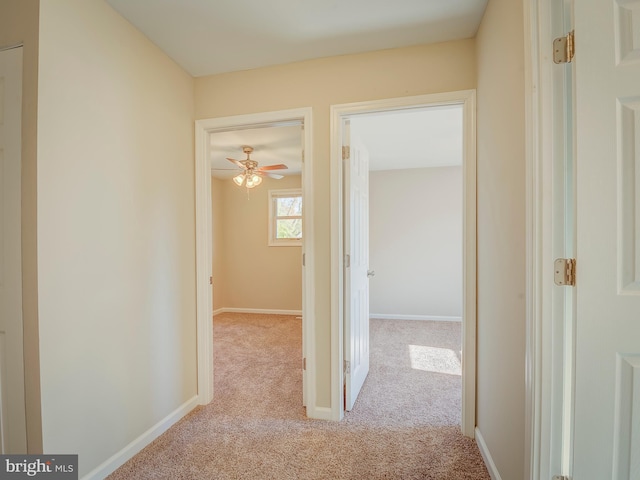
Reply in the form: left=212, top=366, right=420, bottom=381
left=408, top=345, right=461, bottom=375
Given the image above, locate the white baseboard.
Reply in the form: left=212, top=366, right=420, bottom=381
left=81, top=395, right=199, bottom=480
left=475, top=427, right=502, bottom=480
left=306, top=405, right=333, bottom=421
left=370, top=313, right=462, bottom=322
left=213, top=308, right=303, bottom=316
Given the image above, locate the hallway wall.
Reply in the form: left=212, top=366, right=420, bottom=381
left=475, top=0, right=527, bottom=477
left=37, top=1, right=196, bottom=475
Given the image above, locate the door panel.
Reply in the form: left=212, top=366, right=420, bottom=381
left=573, top=0, right=640, bottom=477
left=344, top=122, right=370, bottom=411
left=0, top=46, right=26, bottom=453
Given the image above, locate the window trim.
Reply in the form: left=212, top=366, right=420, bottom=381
left=268, top=188, right=303, bottom=247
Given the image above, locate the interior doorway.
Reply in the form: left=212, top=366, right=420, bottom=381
left=330, top=91, right=476, bottom=436
left=209, top=122, right=305, bottom=405
left=343, top=106, right=465, bottom=416
left=194, top=108, right=317, bottom=416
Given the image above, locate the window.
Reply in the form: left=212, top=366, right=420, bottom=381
left=269, top=189, right=302, bottom=246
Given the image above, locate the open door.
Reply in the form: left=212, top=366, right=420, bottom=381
left=570, top=0, right=640, bottom=477
left=343, top=120, right=371, bottom=411
left=0, top=46, right=27, bottom=453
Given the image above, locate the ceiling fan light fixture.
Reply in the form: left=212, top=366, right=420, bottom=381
left=232, top=173, right=245, bottom=186
left=246, top=173, right=262, bottom=189
left=225, top=146, right=286, bottom=190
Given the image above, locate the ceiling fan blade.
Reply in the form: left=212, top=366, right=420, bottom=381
left=257, top=164, right=288, bottom=171
left=260, top=172, right=284, bottom=180
left=212, top=168, right=239, bottom=170
left=226, top=157, right=246, bottom=169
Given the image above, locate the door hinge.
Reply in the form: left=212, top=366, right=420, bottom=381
left=342, top=146, right=350, bottom=161
left=554, top=258, right=576, bottom=286
left=209, top=276, right=213, bottom=285
left=303, top=357, right=306, bottom=371
left=345, top=254, right=350, bottom=268
left=302, top=149, right=305, bottom=163
left=302, top=253, right=305, bottom=266
left=344, top=360, right=350, bottom=375
left=552, top=476, right=570, bottom=480
left=553, top=30, right=575, bottom=64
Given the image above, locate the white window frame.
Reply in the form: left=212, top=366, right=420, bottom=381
left=269, top=188, right=303, bottom=247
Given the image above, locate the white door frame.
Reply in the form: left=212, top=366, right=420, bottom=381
left=330, top=90, right=477, bottom=435
left=524, top=0, right=573, bottom=478
left=194, top=107, right=317, bottom=414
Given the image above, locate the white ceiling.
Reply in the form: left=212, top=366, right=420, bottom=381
left=352, top=105, right=463, bottom=171
left=105, top=0, right=488, bottom=77
left=209, top=106, right=462, bottom=178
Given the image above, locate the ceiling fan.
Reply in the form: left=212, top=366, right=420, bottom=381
left=224, top=146, right=288, bottom=189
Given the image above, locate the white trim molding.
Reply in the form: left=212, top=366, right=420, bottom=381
left=475, top=427, right=503, bottom=480
left=330, top=91, right=477, bottom=434
left=195, top=108, right=317, bottom=416
left=195, top=118, right=214, bottom=406
left=81, top=396, right=199, bottom=480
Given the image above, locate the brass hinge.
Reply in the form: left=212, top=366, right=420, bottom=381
left=344, top=360, right=350, bottom=375
left=303, top=358, right=306, bottom=371
left=345, top=254, right=350, bottom=268
left=302, top=253, right=306, bottom=266
left=342, top=146, right=350, bottom=161
left=302, top=149, right=305, bottom=163
left=209, top=276, right=213, bottom=285
left=554, top=258, right=576, bottom=286
left=553, top=30, right=575, bottom=64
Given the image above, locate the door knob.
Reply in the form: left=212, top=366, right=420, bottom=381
left=367, top=270, right=375, bottom=278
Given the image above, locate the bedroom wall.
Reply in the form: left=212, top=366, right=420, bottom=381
left=475, top=0, right=526, bottom=477
left=369, top=167, right=462, bottom=319
left=0, top=0, right=42, bottom=453
left=37, top=0, right=196, bottom=476
left=195, top=38, right=476, bottom=409
left=213, top=175, right=303, bottom=312
left=211, top=177, right=226, bottom=311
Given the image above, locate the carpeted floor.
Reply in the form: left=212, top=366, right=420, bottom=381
left=108, top=313, right=489, bottom=479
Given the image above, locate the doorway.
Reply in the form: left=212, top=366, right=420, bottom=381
left=330, top=91, right=477, bottom=436
left=194, top=108, right=317, bottom=416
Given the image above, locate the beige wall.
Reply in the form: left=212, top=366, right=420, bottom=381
left=213, top=175, right=303, bottom=312
left=0, top=0, right=41, bottom=454
left=369, top=167, right=462, bottom=318
left=37, top=0, right=196, bottom=476
left=211, top=177, right=226, bottom=311
left=476, top=0, right=526, bottom=478
left=196, top=39, right=476, bottom=409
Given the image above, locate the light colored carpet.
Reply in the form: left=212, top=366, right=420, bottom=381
left=108, top=313, right=489, bottom=479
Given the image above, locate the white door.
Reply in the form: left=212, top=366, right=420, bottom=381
left=0, top=46, right=27, bottom=454
left=572, top=1, right=640, bottom=477
left=343, top=121, right=371, bottom=411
